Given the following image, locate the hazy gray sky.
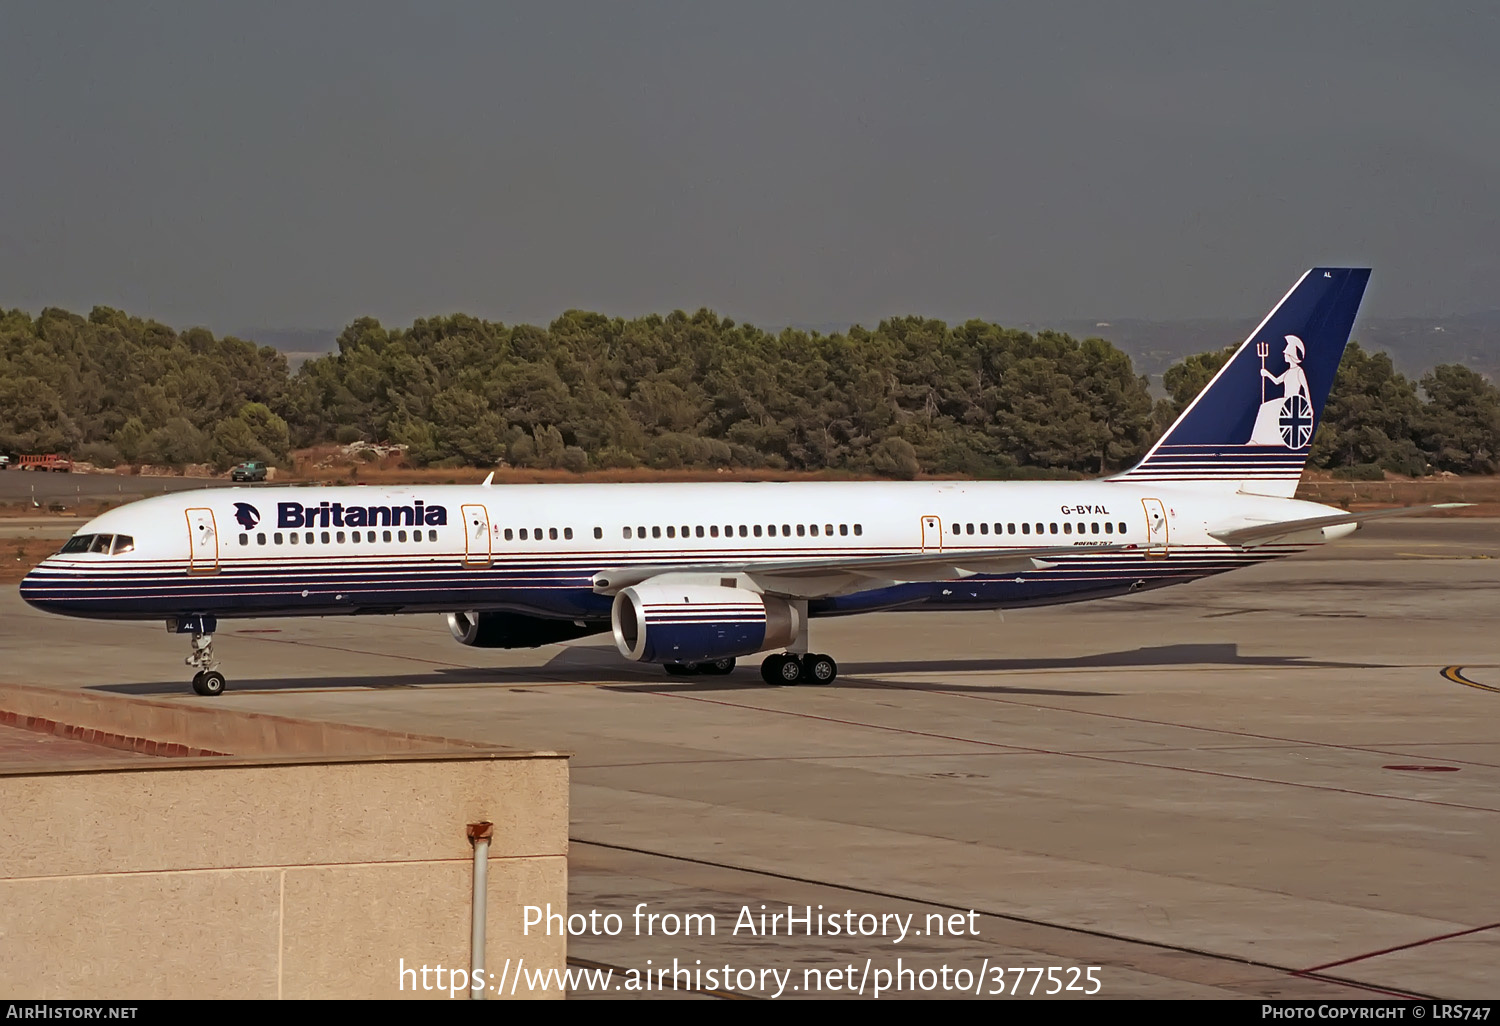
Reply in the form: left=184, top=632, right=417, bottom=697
left=2, top=2, right=1497, bottom=333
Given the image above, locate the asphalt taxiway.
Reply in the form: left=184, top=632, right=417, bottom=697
left=3, top=520, right=1496, bottom=999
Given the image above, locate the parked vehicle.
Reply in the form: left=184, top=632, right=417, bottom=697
left=230, top=461, right=269, bottom=482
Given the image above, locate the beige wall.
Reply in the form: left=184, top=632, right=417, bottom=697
left=0, top=755, right=569, bottom=999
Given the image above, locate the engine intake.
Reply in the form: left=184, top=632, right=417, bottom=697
left=447, top=610, right=605, bottom=648
left=611, top=584, right=800, bottom=663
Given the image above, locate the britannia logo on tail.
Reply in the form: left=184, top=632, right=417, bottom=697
left=233, top=503, right=261, bottom=531
left=1249, top=334, right=1314, bottom=448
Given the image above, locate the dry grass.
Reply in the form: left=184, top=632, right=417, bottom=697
left=1295, top=472, right=1500, bottom=515
left=0, top=538, right=60, bottom=582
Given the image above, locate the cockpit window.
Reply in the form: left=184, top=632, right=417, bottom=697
left=57, top=533, right=134, bottom=555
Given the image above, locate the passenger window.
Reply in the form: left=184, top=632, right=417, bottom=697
left=739, top=525, right=747, bottom=537
left=428, top=530, right=437, bottom=541
left=565, top=528, right=573, bottom=540
left=534, top=527, right=542, bottom=539
left=695, top=526, right=704, bottom=538
left=667, top=526, right=676, bottom=538
left=592, top=527, right=601, bottom=540
left=505, top=529, right=514, bottom=541
left=1077, top=522, right=1085, bottom=534
left=379, top=530, right=388, bottom=542
left=239, top=533, right=249, bottom=546
left=766, top=525, right=776, bottom=536
left=549, top=528, right=558, bottom=540
left=519, top=528, right=528, bottom=540
left=257, top=533, right=267, bottom=545
left=782, top=524, right=791, bottom=536
left=274, top=532, right=283, bottom=544
left=1063, top=523, right=1072, bottom=534
left=1091, top=523, right=1100, bottom=534
left=1049, top=524, right=1058, bottom=535
left=810, top=524, right=818, bottom=536
left=825, top=524, right=834, bottom=535
left=854, top=524, right=863, bottom=536
left=1104, top=522, right=1114, bottom=534
left=754, top=525, right=763, bottom=537
left=796, top=524, right=806, bottom=537
left=710, top=525, right=719, bottom=538
left=338, top=532, right=347, bottom=543
left=1036, top=523, right=1044, bottom=534
left=289, top=532, right=299, bottom=545
left=1007, top=523, right=1016, bottom=535
left=306, top=532, right=314, bottom=544
left=980, top=523, right=989, bottom=535
left=652, top=526, right=661, bottom=539
left=1021, top=523, right=1030, bottom=535
left=967, top=523, right=975, bottom=535
left=623, top=527, right=632, bottom=539
left=112, top=536, right=134, bottom=554
left=398, top=530, right=407, bottom=542
left=839, top=524, right=848, bottom=536
left=1118, top=522, right=1128, bottom=533
left=321, top=531, right=330, bottom=543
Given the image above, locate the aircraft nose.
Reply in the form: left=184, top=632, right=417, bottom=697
left=18, top=556, right=62, bottom=611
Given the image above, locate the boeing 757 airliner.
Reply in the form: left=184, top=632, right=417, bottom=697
left=20, top=268, right=1458, bottom=695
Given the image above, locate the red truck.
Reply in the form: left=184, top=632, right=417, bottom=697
left=18, top=454, right=72, bottom=472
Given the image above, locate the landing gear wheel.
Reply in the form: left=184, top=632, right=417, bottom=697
left=664, top=662, right=695, bottom=676
left=761, top=654, right=803, bottom=685
left=705, top=658, right=736, bottom=675
left=804, top=654, right=838, bottom=685
left=192, top=670, right=226, bottom=697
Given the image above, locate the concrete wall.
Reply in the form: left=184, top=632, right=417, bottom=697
left=0, top=681, right=494, bottom=758
left=0, top=753, right=569, bottom=998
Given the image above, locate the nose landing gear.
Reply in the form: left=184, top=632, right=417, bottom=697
left=171, top=616, right=228, bottom=696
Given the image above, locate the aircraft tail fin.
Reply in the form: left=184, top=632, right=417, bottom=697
left=1109, top=267, right=1370, bottom=498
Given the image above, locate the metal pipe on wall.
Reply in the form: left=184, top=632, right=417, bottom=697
left=467, top=821, right=494, bottom=1000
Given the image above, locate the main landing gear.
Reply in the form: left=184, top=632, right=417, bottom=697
left=172, top=616, right=228, bottom=696
left=760, top=652, right=838, bottom=686
left=664, top=658, right=736, bottom=676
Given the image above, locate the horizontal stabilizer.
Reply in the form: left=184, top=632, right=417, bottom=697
left=1208, top=503, right=1470, bottom=547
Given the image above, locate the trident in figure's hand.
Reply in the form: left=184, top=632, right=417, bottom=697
left=1256, top=340, right=1269, bottom=403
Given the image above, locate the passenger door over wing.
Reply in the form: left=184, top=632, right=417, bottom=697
left=462, top=504, right=492, bottom=568
left=921, top=516, right=942, bottom=552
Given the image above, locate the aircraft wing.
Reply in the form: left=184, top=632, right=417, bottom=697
left=591, top=542, right=1138, bottom=598
left=1208, top=503, right=1470, bottom=547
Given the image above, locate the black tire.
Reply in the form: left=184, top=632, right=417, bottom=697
left=805, top=654, right=838, bottom=685
left=760, top=654, right=788, bottom=685
left=664, top=662, right=690, bottom=676
left=192, top=671, right=226, bottom=697
left=706, top=658, right=736, bottom=675
left=770, top=654, right=802, bottom=685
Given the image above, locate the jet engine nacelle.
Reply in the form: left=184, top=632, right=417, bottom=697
left=611, top=584, right=800, bottom=664
left=446, top=610, right=604, bottom=648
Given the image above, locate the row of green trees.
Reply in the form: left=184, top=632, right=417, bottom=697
left=1, top=305, right=1496, bottom=476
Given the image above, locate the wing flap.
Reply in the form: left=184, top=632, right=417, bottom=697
left=590, top=542, right=1138, bottom=596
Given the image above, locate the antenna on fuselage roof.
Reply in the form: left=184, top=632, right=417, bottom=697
left=481, top=472, right=494, bottom=487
